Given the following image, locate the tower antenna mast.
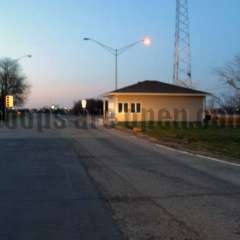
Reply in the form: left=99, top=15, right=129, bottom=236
left=173, top=0, right=192, bottom=87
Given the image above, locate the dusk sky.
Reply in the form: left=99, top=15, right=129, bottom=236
left=0, top=0, right=240, bottom=108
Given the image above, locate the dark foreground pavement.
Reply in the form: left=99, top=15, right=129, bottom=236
left=67, top=126, right=240, bottom=240
left=0, top=137, right=122, bottom=240
left=0, top=115, right=240, bottom=240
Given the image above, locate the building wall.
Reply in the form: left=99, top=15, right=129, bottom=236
left=106, top=94, right=205, bottom=122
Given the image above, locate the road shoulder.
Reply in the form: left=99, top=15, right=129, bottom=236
left=114, top=125, right=240, bottom=165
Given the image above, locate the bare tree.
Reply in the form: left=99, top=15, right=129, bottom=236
left=215, top=54, right=240, bottom=113
left=217, top=54, right=240, bottom=91
left=0, top=58, right=30, bottom=119
left=221, top=93, right=240, bottom=113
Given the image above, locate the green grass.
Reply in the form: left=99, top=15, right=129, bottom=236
left=117, top=122, right=240, bottom=162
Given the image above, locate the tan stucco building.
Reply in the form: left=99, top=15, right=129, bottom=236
left=103, top=81, right=207, bottom=122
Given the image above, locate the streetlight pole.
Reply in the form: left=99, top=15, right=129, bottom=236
left=83, top=37, right=151, bottom=90
left=115, top=49, right=118, bottom=90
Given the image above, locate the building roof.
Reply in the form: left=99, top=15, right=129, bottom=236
left=109, top=80, right=208, bottom=95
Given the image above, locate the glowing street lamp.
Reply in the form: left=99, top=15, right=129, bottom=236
left=81, top=99, right=87, bottom=109
left=83, top=37, right=152, bottom=90
left=143, top=37, right=152, bottom=46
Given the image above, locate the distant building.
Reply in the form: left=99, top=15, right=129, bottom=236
left=103, top=80, right=208, bottom=122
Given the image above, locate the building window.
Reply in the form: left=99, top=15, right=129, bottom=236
left=118, top=103, right=128, bottom=113
left=131, top=103, right=141, bottom=113
left=131, top=103, right=135, bottom=113
left=118, top=103, right=123, bottom=113
left=136, top=103, right=141, bottom=113
left=124, top=103, right=128, bottom=113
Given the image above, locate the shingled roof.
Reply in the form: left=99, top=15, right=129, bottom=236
left=110, top=80, right=207, bottom=95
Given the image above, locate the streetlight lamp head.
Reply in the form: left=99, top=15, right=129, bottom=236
left=81, top=99, right=87, bottom=109
left=27, top=55, right=32, bottom=58
left=143, top=37, right=152, bottom=46
left=83, top=38, right=91, bottom=41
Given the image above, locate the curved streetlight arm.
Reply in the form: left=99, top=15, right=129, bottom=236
left=84, top=38, right=116, bottom=55
left=83, top=38, right=146, bottom=56
left=117, top=39, right=144, bottom=56
left=15, top=54, right=32, bottom=63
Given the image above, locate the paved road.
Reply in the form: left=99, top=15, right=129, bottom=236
left=0, top=120, right=122, bottom=240
left=0, top=115, right=240, bottom=239
left=63, top=121, right=240, bottom=240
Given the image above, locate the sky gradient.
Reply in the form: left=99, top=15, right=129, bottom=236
left=0, top=0, right=240, bottom=108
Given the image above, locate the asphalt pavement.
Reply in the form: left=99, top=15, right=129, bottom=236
left=0, top=115, right=240, bottom=240
left=65, top=120, right=240, bottom=240
left=0, top=119, right=122, bottom=240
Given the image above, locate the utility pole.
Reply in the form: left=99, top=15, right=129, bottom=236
left=173, top=0, right=193, bottom=88
left=115, top=49, right=118, bottom=90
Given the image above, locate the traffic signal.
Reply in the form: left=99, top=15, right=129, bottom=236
left=5, top=95, right=14, bottom=108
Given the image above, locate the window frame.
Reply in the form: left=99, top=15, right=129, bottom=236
left=118, top=102, right=129, bottom=113
left=131, top=103, right=136, bottom=113
left=131, top=102, right=141, bottom=113
left=136, top=103, right=141, bottom=113
left=118, top=103, right=123, bottom=113
left=123, top=103, right=128, bottom=113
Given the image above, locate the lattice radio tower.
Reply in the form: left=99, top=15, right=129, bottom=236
left=173, top=0, right=192, bottom=88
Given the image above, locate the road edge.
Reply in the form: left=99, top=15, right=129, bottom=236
left=112, top=126, right=240, bottom=168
